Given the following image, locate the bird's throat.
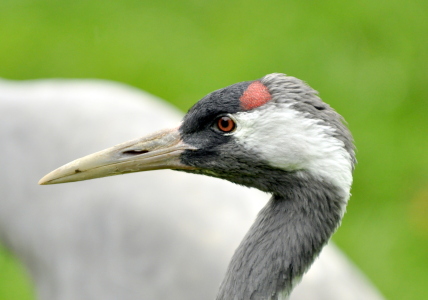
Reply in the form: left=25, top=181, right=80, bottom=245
left=216, top=177, right=346, bottom=300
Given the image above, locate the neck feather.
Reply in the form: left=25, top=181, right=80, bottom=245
left=216, top=174, right=346, bottom=300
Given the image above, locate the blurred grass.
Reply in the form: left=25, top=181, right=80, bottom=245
left=0, top=246, right=34, bottom=299
left=0, top=0, right=427, bottom=299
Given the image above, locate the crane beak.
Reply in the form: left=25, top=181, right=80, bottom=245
left=38, top=127, right=196, bottom=185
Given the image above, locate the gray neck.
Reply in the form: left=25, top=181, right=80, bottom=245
left=216, top=175, right=346, bottom=300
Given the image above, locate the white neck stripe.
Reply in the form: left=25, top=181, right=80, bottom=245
left=231, top=103, right=353, bottom=200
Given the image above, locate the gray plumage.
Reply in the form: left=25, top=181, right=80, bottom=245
left=0, top=78, right=384, bottom=300
left=217, top=178, right=344, bottom=299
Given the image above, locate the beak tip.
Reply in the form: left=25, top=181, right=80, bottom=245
left=38, top=170, right=64, bottom=185
left=38, top=175, right=52, bottom=185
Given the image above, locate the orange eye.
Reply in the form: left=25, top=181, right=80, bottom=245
left=217, top=116, right=236, bottom=133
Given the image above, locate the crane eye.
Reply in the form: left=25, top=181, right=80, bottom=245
left=216, top=116, right=236, bottom=133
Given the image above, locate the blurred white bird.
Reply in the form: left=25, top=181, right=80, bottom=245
left=0, top=78, right=384, bottom=300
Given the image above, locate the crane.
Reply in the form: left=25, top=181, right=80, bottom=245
left=39, top=73, right=378, bottom=299
left=0, top=76, right=384, bottom=299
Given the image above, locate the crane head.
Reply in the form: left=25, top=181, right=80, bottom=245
left=39, top=73, right=354, bottom=199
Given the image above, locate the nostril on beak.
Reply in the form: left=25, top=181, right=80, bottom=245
left=122, top=149, right=149, bottom=156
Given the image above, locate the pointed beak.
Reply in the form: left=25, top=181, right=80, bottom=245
left=39, top=127, right=196, bottom=185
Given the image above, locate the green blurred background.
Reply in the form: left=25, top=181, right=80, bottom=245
left=1, top=0, right=427, bottom=299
